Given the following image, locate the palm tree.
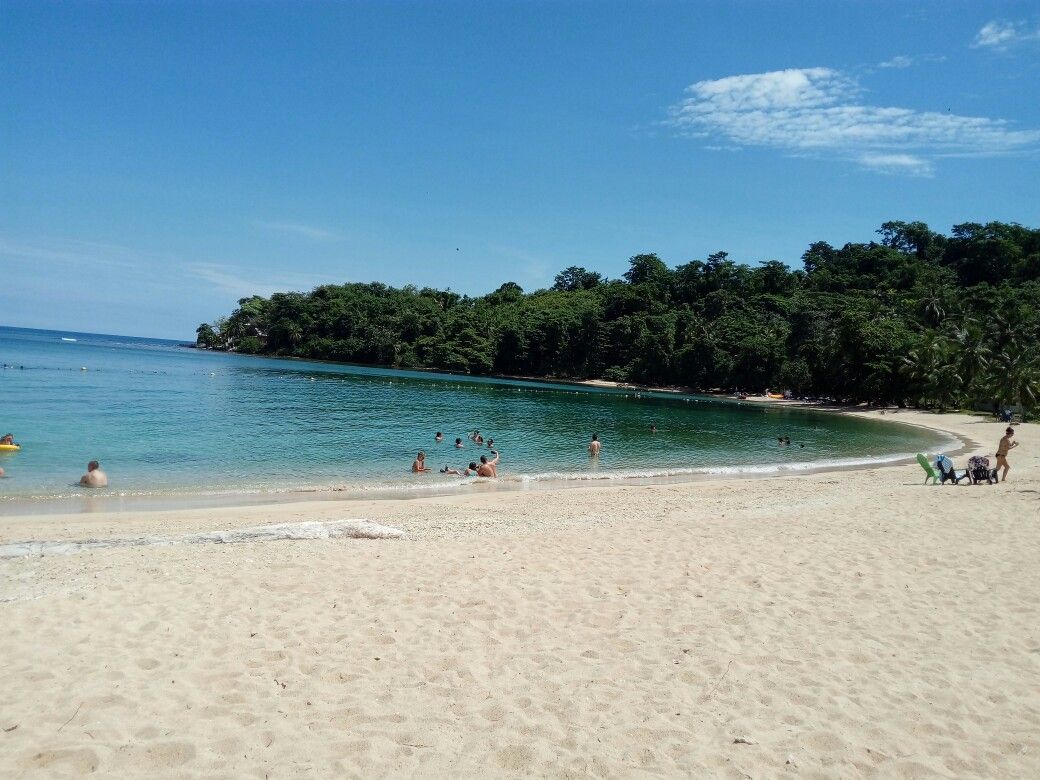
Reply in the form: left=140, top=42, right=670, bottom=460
left=902, top=330, right=962, bottom=411
left=989, top=346, right=1040, bottom=419
left=286, top=323, right=303, bottom=350
left=950, top=319, right=991, bottom=399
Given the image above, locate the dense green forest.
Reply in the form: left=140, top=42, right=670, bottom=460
left=197, top=220, right=1040, bottom=415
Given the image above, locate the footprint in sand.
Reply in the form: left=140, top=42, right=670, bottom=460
left=23, top=748, right=100, bottom=773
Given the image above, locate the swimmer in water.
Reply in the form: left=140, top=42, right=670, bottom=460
left=412, top=451, right=431, bottom=473
left=0, top=433, right=14, bottom=445
left=442, top=462, right=481, bottom=476
left=435, top=432, right=444, bottom=443
left=455, top=437, right=464, bottom=448
left=486, top=438, right=494, bottom=449
left=650, top=424, right=657, bottom=434
left=589, top=433, right=601, bottom=456
left=79, top=460, right=108, bottom=488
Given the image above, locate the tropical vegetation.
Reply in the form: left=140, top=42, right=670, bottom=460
left=197, top=220, right=1040, bottom=417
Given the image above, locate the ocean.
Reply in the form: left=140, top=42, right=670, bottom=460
left=0, top=325, right=951, bottom=513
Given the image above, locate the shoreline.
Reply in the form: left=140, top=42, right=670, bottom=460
left=0, top=408, right=986, bottom=537
left=0, top=406, right=968, bottom=519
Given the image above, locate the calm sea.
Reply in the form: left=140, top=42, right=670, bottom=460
left=0, top=326, right=950, bottom=513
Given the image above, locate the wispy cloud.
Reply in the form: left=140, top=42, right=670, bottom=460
left=254, top=220, right=343, bottom=242
left=972, top=19, right=1040, bottom=49
left=667, top=67, right=1040, bottom=176
left=485, top=244, right=556, bottom=288
left=857, top=153, right=933, bottom=176
left=878, top=55, right=914, bottom=69
left=185, top=262, right=326, bottom=298
left=876, top=54, right=946, bottom=69
left=0, top=236, right=140, bottom=269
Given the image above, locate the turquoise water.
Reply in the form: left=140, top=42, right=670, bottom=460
left=0, top=326, right=950, bottom=512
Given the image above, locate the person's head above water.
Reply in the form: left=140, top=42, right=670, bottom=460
left=479, top=455, right=489, bottom=464
left=592, top=433, right=599, bottom=442
left=416, top=451, right=425, bottom=460
left=87, top=460, right=100, bottom=471
left=468, top=462, right=478, bottom=471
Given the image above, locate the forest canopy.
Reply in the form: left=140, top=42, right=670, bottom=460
left=197, top=221, right=1040, bottom=414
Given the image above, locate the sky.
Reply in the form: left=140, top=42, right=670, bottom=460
left=2, top=1, right=1039, bottom=339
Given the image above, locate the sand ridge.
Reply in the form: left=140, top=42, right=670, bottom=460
left=1, top=410, right=1038, bottom=777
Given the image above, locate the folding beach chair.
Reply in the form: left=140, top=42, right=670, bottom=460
left=916, top=453, right=940, bottom=485
left=935, top=454, right=971, bottom=484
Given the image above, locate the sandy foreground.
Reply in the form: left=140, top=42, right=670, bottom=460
left=1, top=410, right=1038, bottom=778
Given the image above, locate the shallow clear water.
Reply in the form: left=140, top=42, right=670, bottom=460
left=0, top=326, right=950, bottom=511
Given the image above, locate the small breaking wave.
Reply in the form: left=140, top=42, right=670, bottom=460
left=509, top=451, right=929, bottom=484
left=0, top=519, right=404, bottom=559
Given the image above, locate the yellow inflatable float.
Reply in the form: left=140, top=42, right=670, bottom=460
left=0, top=444, right=21, bottom=452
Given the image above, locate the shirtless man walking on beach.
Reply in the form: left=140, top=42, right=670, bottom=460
left=79, top=460, right=108, bottom=488
left=995, top=427, right=1019, bottom=482
left=477, top=450, right=499, bottom=477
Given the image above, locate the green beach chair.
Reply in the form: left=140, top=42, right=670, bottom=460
left=916, top=453, right=940, bottom=485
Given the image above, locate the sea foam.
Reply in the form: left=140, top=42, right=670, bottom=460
left=0, top=519, right=404, bottom=559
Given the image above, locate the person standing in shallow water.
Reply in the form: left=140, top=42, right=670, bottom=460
left=588, top=433, right=601, bottom=457
left=995, top=427, right=1019, bottom=482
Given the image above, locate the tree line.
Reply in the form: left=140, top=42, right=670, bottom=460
left=196, top=220, right=1040, bottom=416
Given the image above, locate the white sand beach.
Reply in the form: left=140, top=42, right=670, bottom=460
left=1, top=409, right=1038, bottom=777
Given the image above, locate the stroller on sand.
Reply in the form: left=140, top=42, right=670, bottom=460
left=967, top=455, right=999, bottom=485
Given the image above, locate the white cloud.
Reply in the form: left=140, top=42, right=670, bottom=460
left=878, top=55, right=914, bottom=69
left=255, top=220, right=343, bottom=242
left=857, top=153, right=933, bottom=176
left=186, top=262, right=324, bottom=298
left=668, top=67, right=1040, bottom=176
left=972, top=19, right=1040, bottom=48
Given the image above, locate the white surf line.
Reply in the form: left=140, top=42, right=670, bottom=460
left=0, top=519, right=404, bottom=559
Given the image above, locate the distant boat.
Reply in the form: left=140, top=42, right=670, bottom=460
left=61, top=337, right=77, bottom=342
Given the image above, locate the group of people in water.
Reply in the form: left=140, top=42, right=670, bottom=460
left=0, top=433, right=108, bottom=486
left=413, top=430, right=501, bottom=478
left=411, top=424, right=669, bottom=478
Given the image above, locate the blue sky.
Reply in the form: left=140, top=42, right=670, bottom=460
left=2, top=1, right=1039, bottom=339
